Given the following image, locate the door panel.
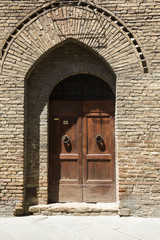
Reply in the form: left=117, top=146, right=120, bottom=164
left=83, top=185, right=116, bottom=202
left=85, top=115, right=113, bottom=181
left=87, top=160, right=111, bottom=180
left=86, top=115, right=111, bottom=154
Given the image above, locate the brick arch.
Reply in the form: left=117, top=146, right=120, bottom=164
left=26, top=38, right=116, bottom=94
left=24, top=40, right=116, bottom=211
left=1, top=2, right=148, bottom=76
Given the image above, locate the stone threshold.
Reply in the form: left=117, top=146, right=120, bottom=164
left=29, top=202, right=119, bottom=216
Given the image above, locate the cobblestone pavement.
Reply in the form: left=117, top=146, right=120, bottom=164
left=0, top=215, right=160, bottom=240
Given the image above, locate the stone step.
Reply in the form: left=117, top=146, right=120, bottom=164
left=29, top=203, right=119, bottom=216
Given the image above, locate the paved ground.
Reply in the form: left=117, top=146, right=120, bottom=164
left=0, top=215, right=160, bottom=240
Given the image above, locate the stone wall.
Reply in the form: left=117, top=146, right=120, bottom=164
left=0, top=0, right=160, bottom=217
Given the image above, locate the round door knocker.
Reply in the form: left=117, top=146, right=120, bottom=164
left=63, top=135, right=70, bottom=144
left=95, top=134, right=103, bottom=143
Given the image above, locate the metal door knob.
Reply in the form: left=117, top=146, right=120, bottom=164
left=63, top=135, right=70, bottom=143
left=95, top=134, right=103, bottom=143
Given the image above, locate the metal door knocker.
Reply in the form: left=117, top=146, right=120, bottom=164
left=63, top=135, right=70, bottom=143
left=95, top=134, right=103, bottom=143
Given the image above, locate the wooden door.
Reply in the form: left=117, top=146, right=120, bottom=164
left=48, top=100, right=115, bottom=203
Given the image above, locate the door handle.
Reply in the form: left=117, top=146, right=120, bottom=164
left=95, top=134, right=103, bottom=143
left=63, top=135, right=70, bottom=143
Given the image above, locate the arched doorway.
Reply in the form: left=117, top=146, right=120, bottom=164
left=49, top=74, right=116, bottom=203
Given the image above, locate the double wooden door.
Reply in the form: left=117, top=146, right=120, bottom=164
left=49, top=100, right=115, bottom=203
